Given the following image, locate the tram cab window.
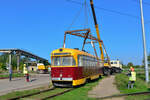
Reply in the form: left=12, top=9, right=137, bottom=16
left=62, top=57, right=75, bottom=66
left=52, top=56, right=76, bottom=66
left=54, top=57, right=61, bottom=66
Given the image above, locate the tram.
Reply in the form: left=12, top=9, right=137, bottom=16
left=51, top=48, right=103, bottom=87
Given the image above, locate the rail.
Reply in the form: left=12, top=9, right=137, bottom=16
left=97, top=91, right=150, bottom=99
left=8, top=87, right=74, bottom=100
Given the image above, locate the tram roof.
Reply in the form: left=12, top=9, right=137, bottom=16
left=51, top=48, right=96, bottom=57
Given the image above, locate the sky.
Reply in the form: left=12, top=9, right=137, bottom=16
left=0, top=0, right=150, bottom=65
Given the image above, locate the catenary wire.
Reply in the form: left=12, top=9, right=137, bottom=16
left=66, top=0, right=140, bottom=19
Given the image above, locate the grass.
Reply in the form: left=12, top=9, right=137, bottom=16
left=115, top=73, right=150, bottom=100
left=0, top=73, right=24, bottom=78
left=51, top=79, right=102, bottom=100
left=0, top=87, right=43, bottom=100
left=22, top=88, right=67, bottom=100
left=0, top=78, right=102, bottom=100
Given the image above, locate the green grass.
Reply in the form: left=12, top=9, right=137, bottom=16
left=115, top=73, right=150, bottom=100
left=22, top=88, right=67, bottom=100
left=51, top=79, right=102, bottom=100
left=0, top=73, right=24, bottom=78
left=0, top=78, right=102, bottom=100
left=0, top=87, right=42, bottom=100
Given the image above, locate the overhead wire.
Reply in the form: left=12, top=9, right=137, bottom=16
left=130, top=0, right=150, bottom=24
left=66, top=0, right=140, bottom=20
left=66, top=0, right=150, bottom=25
left=84, top=0, right=89, bottom=29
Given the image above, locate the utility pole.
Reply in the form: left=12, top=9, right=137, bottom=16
left=9, top=53, right=12, bottom=81
left=17, top=54, right=20, bottom=72
left=140, top=0, right=149, bottom=82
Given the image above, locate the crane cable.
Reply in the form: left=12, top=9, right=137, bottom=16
left=84, top=0, right=89, bottom=29
left=66, top=2, right=84, bottom=30
left=67, top=0, right=90, bottom=30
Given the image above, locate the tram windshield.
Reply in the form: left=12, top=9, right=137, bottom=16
left=52, top=56, right=76, bottom=66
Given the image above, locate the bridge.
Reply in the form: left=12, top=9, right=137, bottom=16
left=0, top=48, right=48, bottom=79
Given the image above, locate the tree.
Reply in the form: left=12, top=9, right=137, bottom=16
left=0, top=53, right=31, bottom=71
left=127, top=62, right=133, bottom=67
left=0, top=53, right=9, bottom=70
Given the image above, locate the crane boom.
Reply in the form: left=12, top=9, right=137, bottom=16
left=90, top=0, right=104, bottom=61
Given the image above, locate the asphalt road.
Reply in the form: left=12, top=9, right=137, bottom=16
left=0, top=74, right=50, bottom=96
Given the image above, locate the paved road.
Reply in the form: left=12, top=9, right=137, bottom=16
left=0, top=74, right=50, bottom=96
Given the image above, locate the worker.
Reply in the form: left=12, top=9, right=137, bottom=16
left=23, top=64, right=27, bottom=75
left=127, top=67, right=136, bottom=89
left=9, top=67, right=12, bottom=81
left=130, top=67, right=134, bottom=72
left=26, top=72, right=29, bottom=82
left=23, top=64, right=30, bottom=82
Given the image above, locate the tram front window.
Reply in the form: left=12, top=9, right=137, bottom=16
left=62, top=57, right=73, bottom=66
left=54, top=57, right=61, bottom=66
left=52, top=56, right=76, bottom=66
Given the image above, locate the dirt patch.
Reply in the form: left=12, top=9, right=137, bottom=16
left=88, top=75, right=124, bottom=100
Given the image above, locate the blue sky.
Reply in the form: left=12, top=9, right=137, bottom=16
left=0, top=0, right=149, bottom=65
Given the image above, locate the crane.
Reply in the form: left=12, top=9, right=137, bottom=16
left=90, top=0, right=111, bottom=75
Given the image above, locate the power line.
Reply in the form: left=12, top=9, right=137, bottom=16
left=66, top=0, right=140, bottom=20
left=131, top=0, right=150, bottom=24
left=66, top=4, right=84, bottom=30
left=95, top=6, right=140, bottom=19
left=66, top=0, right=150, bottom=24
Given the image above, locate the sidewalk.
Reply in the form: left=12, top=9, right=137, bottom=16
left=0, top=74, right=50, bottom=96
left=88, top=75, right=124, bottom=100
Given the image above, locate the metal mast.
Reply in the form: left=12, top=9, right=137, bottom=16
left=140, top=0, right=149, bottom=82
left=90, top=0, right=104, bottom=61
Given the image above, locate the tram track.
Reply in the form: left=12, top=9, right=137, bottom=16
left=8, top=87, right=56, bottom=100
left=39, top=88, right=74, bottom=100
left=97, top=91, right=150, bottom=100
left=8, top=87, right=74, bottom=100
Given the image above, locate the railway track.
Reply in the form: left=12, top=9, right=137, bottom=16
left=97, top=91, right=150, bottom=100
left=40, top=88, right=74, bottom=100
left=8, top=87, right=74, bottom=100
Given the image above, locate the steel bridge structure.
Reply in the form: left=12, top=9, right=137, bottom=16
left=0, top=48, right=48, bottom=81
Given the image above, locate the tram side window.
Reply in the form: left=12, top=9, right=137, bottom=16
left=88, top=56, right=91, bottom=67
left=78, top=55, right=97, bottom=67
left=83, top=56, right=86, bottom=66
left=85, top=56, right=87, bottom=66
left=87, top=56, right=91, bottom=67
left=94, top=58, right=97, bottom=66
left=78, top=55, right=83, bottom=66
left=89, top=57, right=91, bottom=66
left=78, top=55, right=87, bottom=66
